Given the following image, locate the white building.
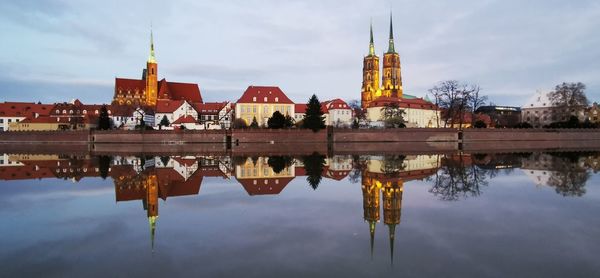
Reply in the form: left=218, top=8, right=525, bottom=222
left=321, top=99, right=353, bottom=127
left=522, top=90, right=586, bottom=128
left=155, top=100, right=201, bottom=130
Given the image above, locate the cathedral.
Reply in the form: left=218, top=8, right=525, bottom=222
left=361, top=15, right=441, bottom=128
left=361, top=15, right=403, bottom=108
left=113, top=30, right=202, bottom=107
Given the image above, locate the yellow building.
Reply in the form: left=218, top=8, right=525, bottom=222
left=235, top=86, right=295, bottom=126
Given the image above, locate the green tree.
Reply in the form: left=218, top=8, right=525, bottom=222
left=159, top=115, right=170, bottom=130
left=474, top=120, right=487, bottom=128
left=267, top=156, right=293, bottom=174
left=284, top=115, right=294, bottom=128
left=303, top=94, right=325, bottom=132
left=268, top=111, right=286, bottom=129
left=250, top=116, right=259, bottom=128
left=232, top=118, right=248, bottom=129
left=98, top=105, right=111, bottom=130
left=302, top=152, right=326, bottom=190
left=380, top=102, right=406, bottom=128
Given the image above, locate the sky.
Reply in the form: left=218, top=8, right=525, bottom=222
left=0, top=0, right=599, bottom=106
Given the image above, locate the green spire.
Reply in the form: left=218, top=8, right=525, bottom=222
left=369, top=220, right=377, bottom=259
left=148, top=27, right=157, bottom=63
left=387, top=13, right=396, bottom=54
left=368, top=21, right=375, bottom=56
left=149, top=216, right=157, bottom=252
left=388, top=224, right=396, bottom=266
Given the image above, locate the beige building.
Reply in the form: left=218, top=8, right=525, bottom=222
left=235, top=86, right=295, bottom=126
left=365, top=96, right=440, bottom=128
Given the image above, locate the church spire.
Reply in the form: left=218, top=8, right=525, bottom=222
left=148, top=26, right=157, bottom=64
left=368, top=21, right=375, bottom=56
left=387, top=12, right=396, bottom=54
left=149, top=216, right=157, bottom=252
left=388, top=224, right=396, bottom=266
left=369, top=220, right=376, bottom=259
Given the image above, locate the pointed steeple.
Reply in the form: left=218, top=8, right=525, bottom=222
left=368, top=21, right=375, bottom=56
left=149, top=215, right=157, bottom=252
left=148, top=26, right=157, bottom=64
left=388, top=224, right=396, bottom=266
left=387, top=12, right=396, bottom=54
left=369, top=220, right=376, bottom=259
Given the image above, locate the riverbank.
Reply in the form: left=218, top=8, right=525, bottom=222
left=1, top=128, right=600, bottom=155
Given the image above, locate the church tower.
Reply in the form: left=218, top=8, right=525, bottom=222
left=145, top=29, right=158, bottom=106
left=382, top=180, right=403, bottom=265
left=361, top=23, right=381, bottom=108
left=362, top=175, right=381, bottom=258
left=381, top=14, right=403, bottom=99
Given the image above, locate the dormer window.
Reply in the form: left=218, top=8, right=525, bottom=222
left=69, top=110, right=73, bottom=114
left=264, top=97, right=267, bottom=102
left=63, top=110, right=67, bottom=114
left=253, top=97, right=257, bottom=102
left=83, top=110, right=87, bottom=114
left=275, top=97, right=279, bottom=102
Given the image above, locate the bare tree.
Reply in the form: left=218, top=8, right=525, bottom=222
left=429, top=81, right=483, bottom=128
left=348, top=99, right=367, bottom=127
left=549, top=82, right=588, bottom=121
left=468, top=86, right=487, bottom=126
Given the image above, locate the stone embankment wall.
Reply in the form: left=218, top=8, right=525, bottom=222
left=462, top=129, right=600, bottom=141
left=0, top=130, right=89, bottom=143
left=333, top=128, right=457, bottom=142
left=231, top=129, right=327, bottom=143
left=92, top=130, right=226, bottom=143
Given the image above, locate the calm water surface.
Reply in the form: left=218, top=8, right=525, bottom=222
left=0, top=151, right=599, bottom=277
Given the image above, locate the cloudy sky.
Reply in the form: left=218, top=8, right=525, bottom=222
left=1, top=0, right=599, bottom=106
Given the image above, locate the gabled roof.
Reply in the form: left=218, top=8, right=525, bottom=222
left=0, top=102, right=54, bottom=118
left=194, top=102, right=227, bottom=115
left=156, top=100, right=186, bottom=113
left=367, top=96, right=437, bottom=110
left=172, top=115, right=197, bottom=124
left=523, top=91, right=553, bottom=109
left=237, top=86, right=293, bottom=104
left=159, top=79, right=202, bottom=103
left=115, top=78, right=145, bottom=92
left=321, top=99, right=351, bottom=113
left=294, top=104, right=307, bottom=114
left=237, top=177, right=293, bottom=196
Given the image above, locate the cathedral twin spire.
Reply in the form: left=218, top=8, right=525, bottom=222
left=368, top=13, right=397, bottom=56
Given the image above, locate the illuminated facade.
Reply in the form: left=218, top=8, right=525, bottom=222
left=113, top=30, right=202, bottom=108
left=235, top=86, right=295, bottom=126
left=360, top=15, right=439, bottom=128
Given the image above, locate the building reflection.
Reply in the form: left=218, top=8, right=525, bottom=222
left=2, top=151, right=599, bottom=253
left=361, top=154, right=440, bottom=264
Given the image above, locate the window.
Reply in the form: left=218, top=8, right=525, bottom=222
left=275, top=97, right=279, bottom=102
left=7, top=119, right=11, bottom=123
left=264, top=97, right=267, bottom=102
left=0, top=119, right=3, bottom=123
left=253, top=97, right=257, bottom=102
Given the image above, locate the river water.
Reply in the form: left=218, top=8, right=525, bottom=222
left=0, top=151, right=599, bottom=277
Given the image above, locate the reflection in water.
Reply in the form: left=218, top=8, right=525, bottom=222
left=1, top=151, right=599, bottom=258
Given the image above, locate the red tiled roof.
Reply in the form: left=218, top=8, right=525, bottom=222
left=172, top=115, right=197, bottom=124
left=0, top=102, right=53, bottom=118
left=322, top=99, right=351, bottom=113
left=156, top=100, right=186, bottom=113
left=115, top=78, right=145, bottom=92
left=237, top=86, right=293, bottom=104
left=159, top=79, right=202, bottom=103
left=237, top=177, right=293, bottom=196
left=194, top=102, right=227, bottom=115
left=295, top=104, right=307, bottom=114
left=367, top=96, right=437, bottom=110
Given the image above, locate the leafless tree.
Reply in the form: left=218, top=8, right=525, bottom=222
left=549, top=82, right=588, bottom=121
left=429, top=80, right=483, bottom=128
left=348, top=99, right=367, bottom=126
